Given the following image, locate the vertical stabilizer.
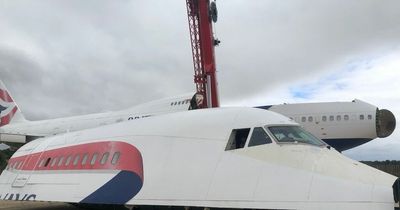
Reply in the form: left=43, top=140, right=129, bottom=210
left=0, top=80, right=27, bottom=126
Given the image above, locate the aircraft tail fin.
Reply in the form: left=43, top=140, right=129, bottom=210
left=0, top=80, right=27, bottom=127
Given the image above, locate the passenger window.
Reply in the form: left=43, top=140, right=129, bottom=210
left=111, top=152, right=121, bottom=165
left=344, top=115, right=349, bottom=121
left=225, top=128, right=251, bottom=151
left=82, top=154, right=89, bottom=165
left=73, top=155, right=80, bottom=166
left=248, top=127, right=272, bottom=147
left=58, top=156, right=64, bottom=167
left=91, top=153, right=98, bottom=165
left=101, top=152, right=110, bottom=165
left=65, top=156, right=72, bottom=166
left=51, top=157, right=58, bottom=167
left=44, top=158, right=51, bottom=167
left=329, top=115, right=334, bottom=121
left=38, top=159, right=45, bottom=168
left=336, top=115, right=341, bottom=121
left=368, top=114, right=372, bottom=120
left=322, top=116, right=327, bottom=122
left=18, top=161, right=23, bottom=169
left=360, top=114, right=364, bottom=120
left=308, top=116, right=313, bottom=122
left=301, top=117, right=306, bottom=122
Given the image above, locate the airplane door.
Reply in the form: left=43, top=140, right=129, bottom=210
left=11, top=154, right=33, bottom=188
left=12, top=140, right=49, bottom=188
left=314, top=115, right=320, bottom=125
left=305, top=115, right=323, bottom=137
left=313, top=115, right=324, bottom=136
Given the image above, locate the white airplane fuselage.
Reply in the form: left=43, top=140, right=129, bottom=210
left=0, top=79, right=396, bottom=151
left=259, top=99, right=396, bottom=151
left=0, top=107, right=397, bottom=210
left=0, top=94, right=193, bottom=142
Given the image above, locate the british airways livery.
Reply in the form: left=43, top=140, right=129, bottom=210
left=0, top=107, right=399, bottom=209
left=0, top=87, right=24, bottom=127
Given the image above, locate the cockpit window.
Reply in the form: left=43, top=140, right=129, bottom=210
left=248, top=127, right=272, bottom=147
left=225, top=128, right=250, bottom=151
left=267, top=126, right=326, bottom=147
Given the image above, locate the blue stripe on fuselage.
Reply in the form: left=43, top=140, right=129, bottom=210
left=80, top=170, right=143, bottom=205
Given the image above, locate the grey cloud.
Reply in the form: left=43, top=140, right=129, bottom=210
left=216, top=0, right=400, bottom=102
left=0, top=0, right=195, bottom=120
left=1, top=0, right=400, bottom=121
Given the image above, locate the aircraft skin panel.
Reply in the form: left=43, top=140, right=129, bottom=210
left=137, top=137, right=223, bottom=201
left=0, top=108, right=397, bottom=210
left=268, top=99, right=377, bottom=114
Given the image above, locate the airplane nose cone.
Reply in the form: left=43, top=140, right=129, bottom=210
left=376, top=108, right=396, bottom=138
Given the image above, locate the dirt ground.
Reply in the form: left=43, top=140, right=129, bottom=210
left=0, top=200, right=82, bottom=210
left=0, top=201, right=135, bottom=210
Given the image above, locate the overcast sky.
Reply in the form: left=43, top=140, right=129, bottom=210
left=0, top=0, right=399, bottom=160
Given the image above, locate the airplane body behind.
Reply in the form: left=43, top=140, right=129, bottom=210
left=0, top=81, right=395, bottom=151
left=259, top=100, right=396, bottom=151
left=0, top=93, right=192, bottom=141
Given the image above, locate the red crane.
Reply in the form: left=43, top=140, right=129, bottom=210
left=186, top=0, right=220, bottom=108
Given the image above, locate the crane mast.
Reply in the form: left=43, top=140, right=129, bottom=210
left=186, top=0, right=219, bottom=108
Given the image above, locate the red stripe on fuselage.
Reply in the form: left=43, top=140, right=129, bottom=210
left=8, top=141, right=143, bottom=181
left=0, top=89, right=13, bottom=102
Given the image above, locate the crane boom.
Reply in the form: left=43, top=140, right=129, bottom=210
left=186, top=0, right=219, bottom=108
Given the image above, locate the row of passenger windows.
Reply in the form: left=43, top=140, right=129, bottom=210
left=7, top=161, right=23, bottom=171
left=170, top=99, right=190, bottom=106
left=7, top=151, right=121, bottom=171
left=298, top=114, right=373, bottom=123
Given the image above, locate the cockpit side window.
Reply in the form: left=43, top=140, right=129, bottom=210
left=225, top=128, right=250, bottom=151
left=248, top=127, right=272, bottom=147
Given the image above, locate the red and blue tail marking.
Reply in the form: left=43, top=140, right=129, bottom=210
left=0, top=89, right=18, bottom=127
